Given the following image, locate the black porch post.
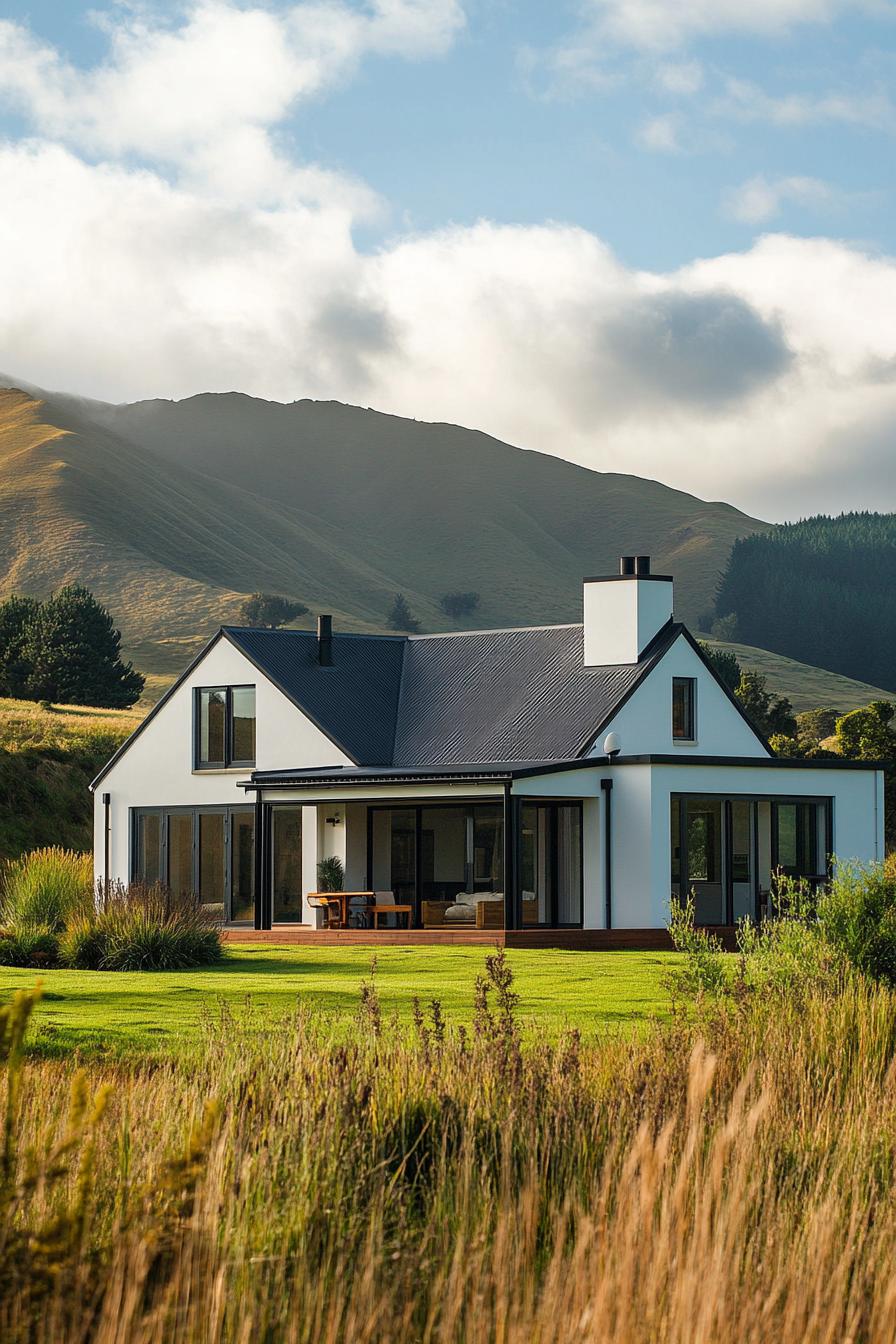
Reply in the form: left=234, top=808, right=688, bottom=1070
left=254, top=793, right=271, bottom=930
left=503, top=783, right=519, bottom=931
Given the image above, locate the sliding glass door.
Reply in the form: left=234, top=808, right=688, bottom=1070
left=520, top=802, right=583, bottom=928
left=369, top=803, right=505, bottom=928
left=131, top=806, right=255, bottom=923
left=271, top=806, right=303, bottom=923
left=671, top=794, right=832, bottom=925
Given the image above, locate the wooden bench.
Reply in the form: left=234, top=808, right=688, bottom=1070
left=371, top=903, right=412, bottom=930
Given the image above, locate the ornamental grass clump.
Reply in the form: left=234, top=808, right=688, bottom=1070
left=0, top=854, right=222, bottom=971
left=59, top=881, right=222, bottom=971
left=0, top=847, right=93, bottom=931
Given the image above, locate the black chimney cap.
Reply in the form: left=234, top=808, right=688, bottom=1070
left=317, top=614, right=333, bottom=666
left=635, top=555, right=651, bottom=575
left=619, top=556, right=636, bottom=576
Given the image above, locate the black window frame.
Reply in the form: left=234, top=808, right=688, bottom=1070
left=671, top=792, right=833, bottom=926
left=194, top=685, right=256, bottom=770
left=672, top=676, right=697, bottom=742
left=130, top=805, right=256, bottom=924
left=365, top=798, right=584, bottom=930
left=519, top=799, right=585, bottom=929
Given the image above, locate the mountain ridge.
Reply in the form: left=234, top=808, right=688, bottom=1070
left=0, top=376, right=769, bottom=674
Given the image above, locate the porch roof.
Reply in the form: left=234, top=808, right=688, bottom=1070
left=241, top=758, right=593, bottom=790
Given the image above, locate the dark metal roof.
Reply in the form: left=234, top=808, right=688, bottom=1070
left=228, top=620, right=678, bottom=768
left=224, top=627, right=405, bottom=764
left=392, top=625, right=656, bottom=765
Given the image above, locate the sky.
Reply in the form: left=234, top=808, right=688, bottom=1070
left=0, top=1, right=895, bottom=520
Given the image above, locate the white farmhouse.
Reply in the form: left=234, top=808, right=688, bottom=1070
left=91, top=557, right=885, bottom=945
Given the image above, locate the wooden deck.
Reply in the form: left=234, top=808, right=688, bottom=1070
left=223, top=926, right=741, bottom=951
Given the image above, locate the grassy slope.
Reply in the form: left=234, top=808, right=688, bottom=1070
left=0, top=697, right=138, bottom=859
left=0, top=945, right=677, bottom=1054
left=705, top=638, right=894, bottom=713
left=0, top=384, right=768, bottom=674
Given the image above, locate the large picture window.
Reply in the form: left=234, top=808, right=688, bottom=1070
left=132, top=806, right=255, bottom=923
left=195, top=686, right=256, bottom=768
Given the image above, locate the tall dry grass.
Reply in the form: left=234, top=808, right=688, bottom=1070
left=4, top=953, right=896, bottom=1342
left=0, top=847, right=93, bottom=930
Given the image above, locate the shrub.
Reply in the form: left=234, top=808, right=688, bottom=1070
left=0, top=847, right=93, bottom=931
left=0, top=924, right=60, bottom=968
left=818, top=860, right=896, bottom=987
left=57, top=917, right=109, bottom=970
left=62, top=881, right=223, bottom=971
left=667, top=893, right=727, bottom=996
left=439, top=591, right=480, bottom=619
left=94, top=904, right=221, bottom=971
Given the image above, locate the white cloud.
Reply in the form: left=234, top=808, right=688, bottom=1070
left=655, top=59, right=704, bottom=94
left=2, top=140, right=896, bottom=519
left=0, top=1, right=465, bottom=206
left=718, top=76, right=896, bottom=131
left=723, top=173, right=839, bottom=223
left=1, top=5, right=895, bottom=521
left=574, top=0, right=890, bottom=53
left=636, top=114, right=682, bottom=152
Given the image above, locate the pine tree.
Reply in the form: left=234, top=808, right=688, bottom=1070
left=21, top=586, right=144, bottom=708
left=0, top=595, right=41, bottom=698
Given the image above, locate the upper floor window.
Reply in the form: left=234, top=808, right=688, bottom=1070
left=672, top=677, right=696, bottom=741
left=196, top=685, right=256, bottom=768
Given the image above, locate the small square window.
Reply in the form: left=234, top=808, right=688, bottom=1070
left=672, top=677, right=696, bottom=741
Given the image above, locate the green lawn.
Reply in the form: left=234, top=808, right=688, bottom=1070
left=0, top=945, right=680, bottom=1057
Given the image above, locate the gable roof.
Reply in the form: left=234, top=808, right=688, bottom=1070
left=91, top=615, right=769, bottom=789
left=225, top=626, right=405, bottom=764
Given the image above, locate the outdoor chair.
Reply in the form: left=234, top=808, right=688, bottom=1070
left=308, top=893, right=342, bottom=929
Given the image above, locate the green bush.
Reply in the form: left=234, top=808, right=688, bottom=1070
left=57, top=918, right=108, bottom=970
left=59, top=882, right=223, bottom=971
left=0, top=848, right=93, bottom=931
left=0, top=924, right=60, bottom=968
left=667, top=893, right=728, bottom=995
left=818, top=861, right=896, bottom=987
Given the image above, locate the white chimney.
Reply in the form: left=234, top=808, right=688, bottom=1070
left=583, top=556, right=673, bottom=666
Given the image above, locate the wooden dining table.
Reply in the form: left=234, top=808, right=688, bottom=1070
left=312, top=891, right=375, bottom=929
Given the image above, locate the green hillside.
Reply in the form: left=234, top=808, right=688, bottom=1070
left=0, top=697, right=139, bottom=858
left=703, top=638, right=894, bottom=715
left=0, top=382, right=768, bottom=673
left=716, top=513, right=896, bottom=692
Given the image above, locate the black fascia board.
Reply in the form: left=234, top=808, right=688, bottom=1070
left=607, top=754, right=889, bottom=770
left=89, top=629, right=226, bottom=791
left=240, top=758, right=613, bottom=791
left=582, top=573, right=673, bottom=584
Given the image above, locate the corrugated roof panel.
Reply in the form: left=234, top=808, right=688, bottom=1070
left=224, top=627, right=405, bottom=764
left=393, top=625, right=647, bottom=765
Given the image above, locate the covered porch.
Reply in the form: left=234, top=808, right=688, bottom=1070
left=242, top=763, right=597, bottom=936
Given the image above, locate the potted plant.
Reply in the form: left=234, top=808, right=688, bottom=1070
left=316, top=856, right=344, bottom=893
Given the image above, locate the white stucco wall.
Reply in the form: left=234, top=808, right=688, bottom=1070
left=594, top=633, right=768, bottom=759
left=93, top=635, right=352, bottom=886
left=514, top=759, right=884, bottom=929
